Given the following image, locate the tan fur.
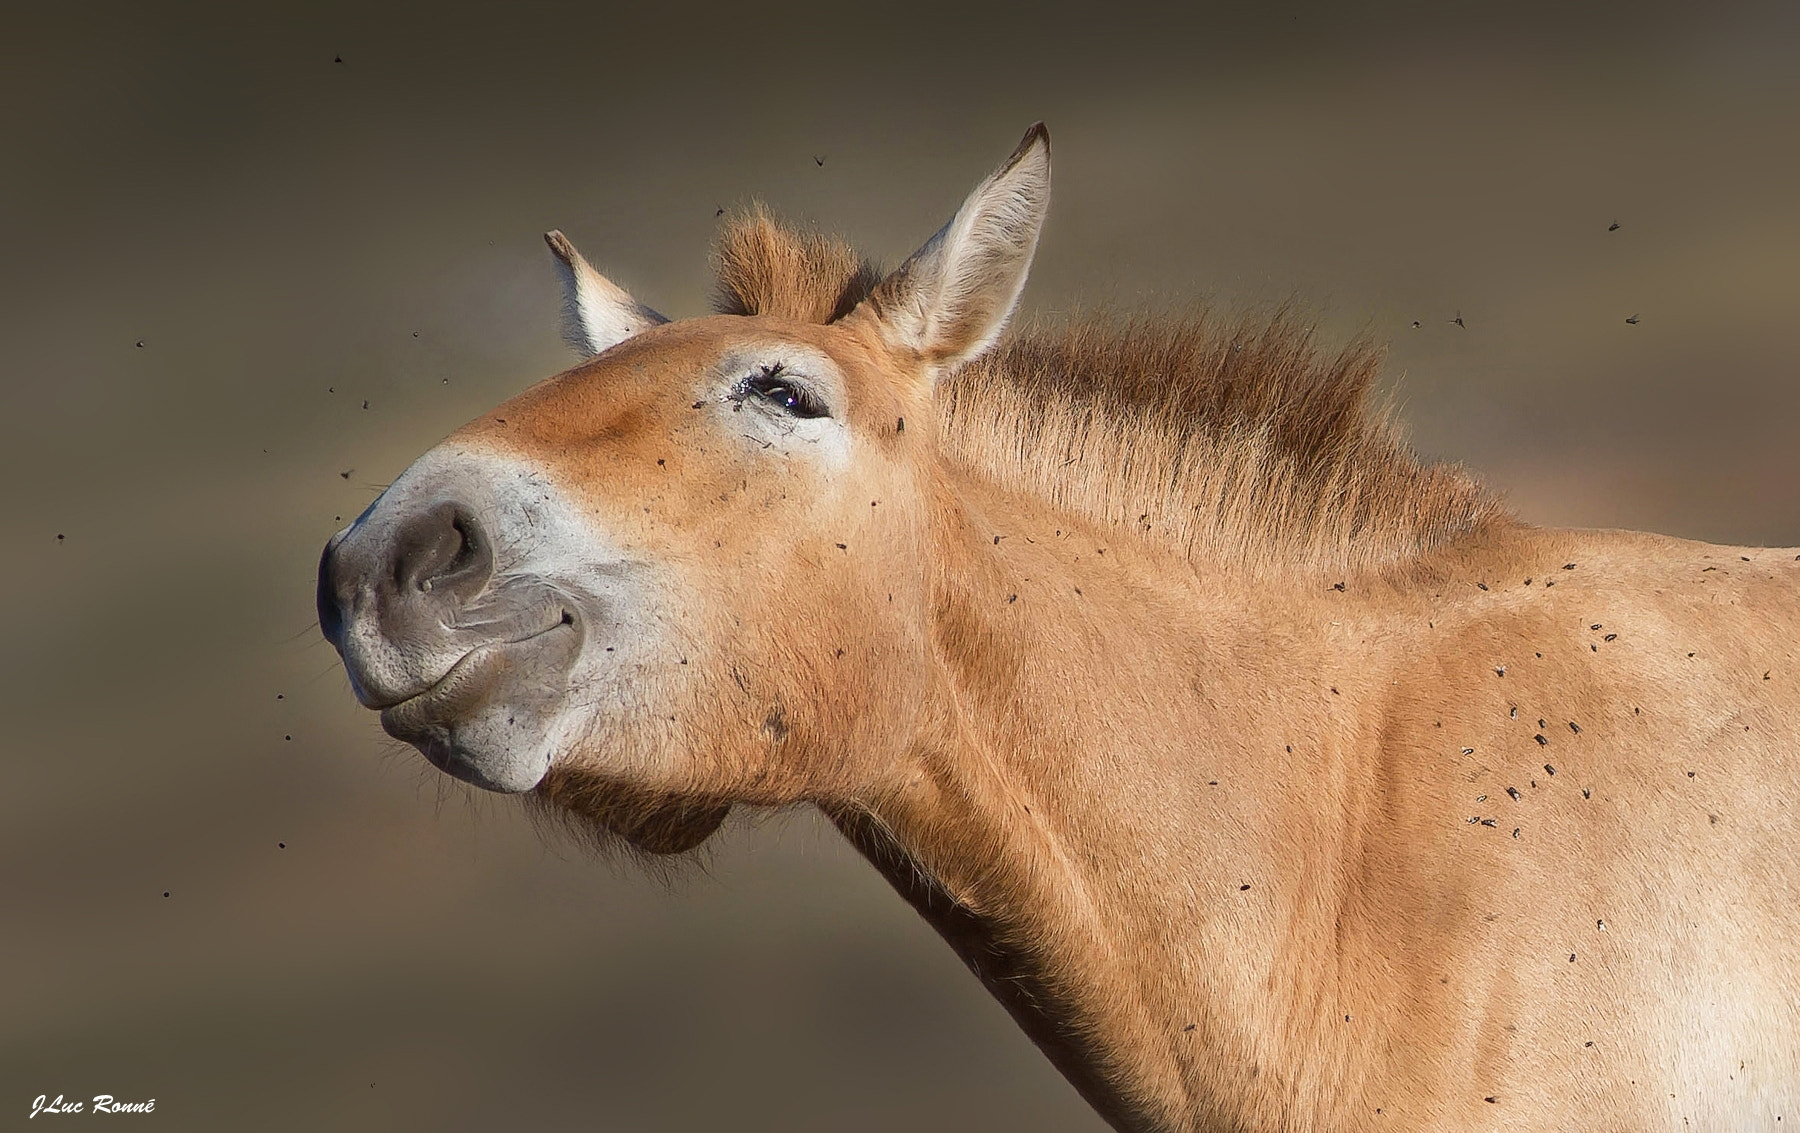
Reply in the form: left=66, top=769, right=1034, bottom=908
left=392, top=175, right=1799, bottom=1129
left=711, top=203, right=882, bottom=324
left=710, top=212, right=1498, bottom=573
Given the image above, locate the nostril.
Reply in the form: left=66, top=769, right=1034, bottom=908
left=414, top=524, right=469, bottom=593
left=440, top=514, right=483, bottom=588
left=393, top=502, right=494, bottom=603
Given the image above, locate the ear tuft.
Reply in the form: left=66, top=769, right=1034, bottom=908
left=863, top=123, right=1051, bottom=375
left=544, top=229, right=668, bottom=357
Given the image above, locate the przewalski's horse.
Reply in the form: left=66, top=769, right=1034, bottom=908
left=317, top=125, right=1800, bottom=1131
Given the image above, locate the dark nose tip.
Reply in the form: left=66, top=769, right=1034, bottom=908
left=391, top=502, right=493, bottom=604
left=317, top=503, right=494, bottom=653
left=317, top=538, right=346, bottom=647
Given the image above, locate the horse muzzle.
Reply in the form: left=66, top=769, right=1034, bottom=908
left=317, top=496, right=586, bottom=793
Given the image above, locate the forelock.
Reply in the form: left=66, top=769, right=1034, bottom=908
left=712, top=204, right=882, bottom=324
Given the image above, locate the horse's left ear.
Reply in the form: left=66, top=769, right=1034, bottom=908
left=860, top=123, right=1050, bottom=377
left=544, top=229, right=668, bottom=358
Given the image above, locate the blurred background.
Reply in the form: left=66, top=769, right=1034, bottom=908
left=2, top=1, right=1795, bottom=1128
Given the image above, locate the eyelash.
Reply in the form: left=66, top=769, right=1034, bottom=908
left=738, top=364, right=830, bottom=419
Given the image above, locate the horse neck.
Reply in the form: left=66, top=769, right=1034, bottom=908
left=829, top=471, right=1412, bottom=1131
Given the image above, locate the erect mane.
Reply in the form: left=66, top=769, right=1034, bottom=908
left=710, top=214, right=1502, bottom=573
left=948, top=317, right=1502, bottom=573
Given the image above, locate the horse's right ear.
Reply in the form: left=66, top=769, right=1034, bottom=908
left=544, top=230, right=668, bottom=358
left=858, top=123, right=1050, bottom=379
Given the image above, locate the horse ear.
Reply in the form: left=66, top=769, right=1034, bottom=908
left=543, top=230, right=668, bottom=357
left=861, top=123, right=1050, bottom=376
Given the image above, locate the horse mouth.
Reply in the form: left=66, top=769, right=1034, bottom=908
left=378, top=610, right=575, bottom=719
left=377, top=610, right=584, bottom=793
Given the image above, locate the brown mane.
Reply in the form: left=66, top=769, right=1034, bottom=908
left=713, top=211, right=1503, bottom=574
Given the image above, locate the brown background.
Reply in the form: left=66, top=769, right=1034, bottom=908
left=2, top=1, right=1795, bottom=1129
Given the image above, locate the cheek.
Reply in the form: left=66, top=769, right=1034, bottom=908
left=712, top=559, right=929, bottom=775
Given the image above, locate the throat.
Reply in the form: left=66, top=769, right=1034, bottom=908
left=827, top=803, right=1156, bottom=1130
left=820, top=485, right=1384, bottom=1131
left=824, top=648, right=1264, bottom=1133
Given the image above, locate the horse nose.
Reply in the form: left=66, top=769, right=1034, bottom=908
left=317, top=537, right=347, bottom=647
left=317, top=501, right=494, bottom=655
left=391, top=502, right=493, bottom=605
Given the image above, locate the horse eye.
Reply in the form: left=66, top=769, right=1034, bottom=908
left=742, top=365, right=829, bottom=419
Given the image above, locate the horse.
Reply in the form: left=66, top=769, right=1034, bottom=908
left=316, top=124, right=1800, bottom=1131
